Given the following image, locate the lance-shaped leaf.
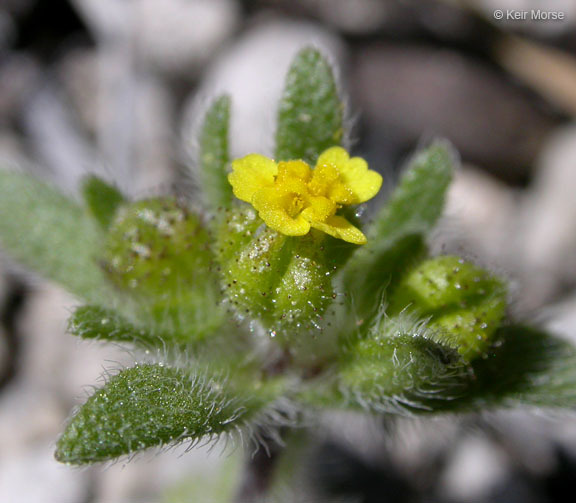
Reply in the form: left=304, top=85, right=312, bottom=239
left=197, top=95, right=233, bottom=212
left=343, top=141, right=456, bottom=320
left=56, top=364, right=275, bottom=464
left=275, top=47, right=344, bottom=164
left=467, top=325, right=576, bottom=408
left=82, top=175, right=125, bottom=229
left=302, top=317, right=470, bottom=413
left=0, top=171, right=111, bottom=303
left=68, top=305, right=163, bottom=347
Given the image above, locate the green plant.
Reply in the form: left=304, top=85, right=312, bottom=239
left=1, top=48, right=576, bottom=501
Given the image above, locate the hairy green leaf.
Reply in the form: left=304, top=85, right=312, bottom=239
left=68, top=305, right=162, bottom=347
left=367, top=141, right=455, bottom=246
left=315, top=323, right=576, bottom=414
left=198, top=95, right=233, bottom=212
left=275, top=47, right=343, bottom=164
left=343, top=141, right=456, bottom=320
left=0, top=171, right=111, bottom=302
left=336, top=321, right=469, bottom=414
left=301, top=317, right=470, bottom=413
left=55, top=364, right=273, bottom=464
left=82, top=175, right=125, bottom=229
left=469, top=325, right=576, bottom=408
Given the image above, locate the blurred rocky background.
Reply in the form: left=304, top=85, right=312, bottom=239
left=1, top=0, right=576, bottom=502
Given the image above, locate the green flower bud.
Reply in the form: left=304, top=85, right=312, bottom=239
left=102, top=198, right=223, bottom=342
left=387, top=256, right=507, bottom=361
left=216, top=207, right=336, bottom=338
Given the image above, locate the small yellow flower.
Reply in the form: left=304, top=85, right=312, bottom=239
left=228, top=147, right=382, bottom=245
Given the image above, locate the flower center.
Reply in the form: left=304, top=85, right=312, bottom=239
left=287, top=193, right=306, bottom=218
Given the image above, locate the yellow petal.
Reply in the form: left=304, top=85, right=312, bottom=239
left=228, top=154, right=277, bottom=203
left=301, top=196, right=336, bottom=223
left=277, top=160, right=311, bottom=183
left=276, top=176, right=310, bottom=199
left=328, top=182, right=354, bottom=204
left=340, top=162, right=382, bottom=204
left=252, top=188, right=310, bottom=236
left=310, top=215, right=367, bottom=245
left=259, top=208, right=311, bottom=236
left=316, top=146, right=382, bottom=204
left=308, top=164, right=341, bottom=197
left=316, top=146, right=349, bottom=170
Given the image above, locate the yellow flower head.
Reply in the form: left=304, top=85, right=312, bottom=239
left=228, top=147, right=382, bottom=245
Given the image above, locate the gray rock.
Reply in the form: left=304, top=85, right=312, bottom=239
left=93, top=443, right=230, bottom=503
left=0, top=131, right=33, bottom=170
left=0, top=443, right=90, bottom=503
left=298, top=0, right=391, bottom=34
left=442, top=165, right=519, bottom=267
left=0, top=54, right=40, bottom=124
left=546, top=293, right=576, bottom=346
left=21, top=81, right=99, bottom=193
left=288, top=0, right=483, bottom=41
left=182, top=18, right=345, bottom=174
left=0, top=10, right=15, bottom=51
left=471, top=0, right=576, bottom=36
left=136, top=0, right=239, bottom=77
left=72, top=0, right=239, bottom=77
left=517, top=123, right=576, bottom=308
left=353, top=45, right=558, bottom=183
left=56, top=49, right=100, bottom=137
